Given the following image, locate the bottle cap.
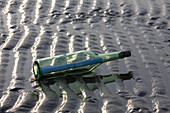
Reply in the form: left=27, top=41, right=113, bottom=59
left=119, top=51, right=131, bottom=58
left=123, top=51, right=131, bottom=57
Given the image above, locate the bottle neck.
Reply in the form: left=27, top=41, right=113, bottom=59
left=98, top=51, right=131, bottom=62
left=98, top=51, right=121, bottom=62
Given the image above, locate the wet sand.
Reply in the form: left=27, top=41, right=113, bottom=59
left=0, top=0, right=170, bottom=112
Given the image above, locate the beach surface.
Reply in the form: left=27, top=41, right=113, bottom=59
left=0, top=0, right=170, bottom=112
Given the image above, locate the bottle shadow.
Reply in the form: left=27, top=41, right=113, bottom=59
left=35, top=71, right=133, bottom=113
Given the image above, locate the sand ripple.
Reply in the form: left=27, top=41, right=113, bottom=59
left=0, top=0, right=170, bottom=112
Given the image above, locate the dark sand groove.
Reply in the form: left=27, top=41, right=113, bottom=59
left=7, top=90, right=38, bottom=113
left=0, top=50, right=10, bottom=98
left=34, top=0, right=51, bottom=25
left=121, top=0, right=170, bottom=112
left=106, top=1, right=151, bottom=112
left=162, top=0, right=170, bottom=21
left=0, top=51, right=28, bottom=113
left=0, top=91, right=19, bottom=112
left=133, top=0, right=170, bottom=92
left=17, top=25, right=38, bottom=51
left=54, top=25, right=70, bottom=54
left=46, top=0, right=64, bottom=25
left=19, top=0, right=36, bottom=25
left=0, top=0, right=170, bottom=112
left=0, top=13, right=8, bottom=46
left=76, top=0, right=91, bottom=13
left=1, top=0, right=23, bottom=50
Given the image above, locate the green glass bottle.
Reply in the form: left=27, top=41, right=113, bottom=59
left=33, top=50, right=131, bottom=79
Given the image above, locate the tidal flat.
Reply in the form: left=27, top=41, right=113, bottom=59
left=0, top=0, right=170, bottom=112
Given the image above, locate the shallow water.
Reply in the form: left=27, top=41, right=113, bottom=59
left=0, top=0, right=170, bottom=112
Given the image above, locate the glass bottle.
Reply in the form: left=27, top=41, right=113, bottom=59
left=33, top=50, right=131, bottom=79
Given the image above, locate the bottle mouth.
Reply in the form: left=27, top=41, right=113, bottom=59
left=119, top=51, right=131, bottom=58
left=33, top=61, right=42, bottom=80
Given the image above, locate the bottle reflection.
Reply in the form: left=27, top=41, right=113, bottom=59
left=34, top=80, right=59, bottom=113
left=36, top=71, right=133, bottom=113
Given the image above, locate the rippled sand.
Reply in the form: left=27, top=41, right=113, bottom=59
left=0, top=0, right=170, bottom=112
